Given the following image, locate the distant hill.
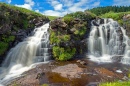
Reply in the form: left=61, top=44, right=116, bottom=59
left=88, top=6, right=130, bottom=16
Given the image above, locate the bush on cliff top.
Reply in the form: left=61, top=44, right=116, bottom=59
left=64, top=11, right=96, bottom=20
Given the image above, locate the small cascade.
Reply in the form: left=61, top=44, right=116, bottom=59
left=0, top=23, right=51, bottom=85
left=88, top=18, right=130, bottom=64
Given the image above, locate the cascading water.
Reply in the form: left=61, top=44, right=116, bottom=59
left=0, top=23, right=51, bottom=85
left=88, top=18, right=130, bottom=64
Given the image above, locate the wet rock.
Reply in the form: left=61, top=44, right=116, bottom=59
left=80, top=61, right=87, bottom=65
left=92, top=20, right=99, bottom=26
left=111, top=56, right=123, bottom=62
left=123, top=14, right=130, bottom=20
left=52, top=64, right=84, bottom=78
left=95, top=68, right=116, bottom=77
left=100, top=19, right=104, bottom=24
left=87, top=82, right=99, bottom=86
left=50, top=17, right=67, bottom=30
left=35, top=21, right=43, bottom=27
left=36, top=72, right=45, bottom=79
left=122, top=76, right=128, bottom=80
left=77, top=60, right=82, bottom=63
left=77, top=60, right=87, bottom=65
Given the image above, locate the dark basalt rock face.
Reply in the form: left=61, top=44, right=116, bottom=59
left=0, top=3, right=49, bottom=64
left=49, top=17, right=90, bottom=60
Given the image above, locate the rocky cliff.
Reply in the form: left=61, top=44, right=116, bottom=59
left=0, top=3, right=49, bottom=64
left=49, top=11, right=96, bottom=61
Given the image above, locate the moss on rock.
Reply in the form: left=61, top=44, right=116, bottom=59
left=49, top=11, right=95, bottom=61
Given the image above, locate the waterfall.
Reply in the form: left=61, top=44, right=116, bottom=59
left=0, top=23, right=51, bottom=85
left=88, top=18, right=130, bottom=64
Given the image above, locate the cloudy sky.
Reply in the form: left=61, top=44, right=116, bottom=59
left=1, top=0, right=130, bottom=16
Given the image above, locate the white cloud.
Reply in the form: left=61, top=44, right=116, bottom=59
left=43, top=10, right=62, bottom=16
left=54, top=4, right=63, bottom=10
left=16, top=4, right=32, bottom=10
left=60, top=0, right=74, bottom=7
left=68, top=0, right=100, bottom=13
left=15, top=0, right=35, bottom=10
left=6, top=0, right=11, bottom=3
left=25, top=0, right=34, bottom=6
left=43, top=0, right=100, bottom=16
left=51, top=0, right=59, bottom=6
left=35, top=9, right=40, bottom=13
left=113, top=0, right=130, bottom=6
left=48, top=0, right=63, bottom=11
left=92, top=1, right=100, bottom=7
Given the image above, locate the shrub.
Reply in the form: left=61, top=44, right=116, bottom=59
left=63, top=17, right=74, bottom=25
left=52, top=46, right=76, bottom=61
left=0, top=42, right=8, bottom=55
left=2, top=35, right=15, bottom=43
left=61, top=35, right=70, bottom=42
left=50, top=31, right=60, bottom=44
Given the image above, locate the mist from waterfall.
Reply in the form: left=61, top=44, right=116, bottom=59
left=0, top=23, right=51, bottom=85
left=88, top=18, right=130, bottom=64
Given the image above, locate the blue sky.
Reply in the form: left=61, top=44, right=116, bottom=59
left=0, top=0, right=130, bottom=16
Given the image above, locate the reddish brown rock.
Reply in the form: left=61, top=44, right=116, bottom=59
left=52, top=64, right=84, bottom=78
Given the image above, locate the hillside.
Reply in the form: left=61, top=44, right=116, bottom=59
left=0, top=3, right=49, bottom=63
left=88, top=6, right=130, bottom=16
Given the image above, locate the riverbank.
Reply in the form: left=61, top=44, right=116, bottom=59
left=8, top=58, right=130, bottom=86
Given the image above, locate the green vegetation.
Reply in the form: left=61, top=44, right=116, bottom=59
left=63, top=17, right=74, bottom=25
left=100, top=81, right=130, bottom=86
left=73, top=23, right=87, bottom=36
left=88, top=6, right=130, bottom=16
left=0, top=2, right=48, bottom=30
left=50, top=31, right=70, bottom=45
left=64, top=11, right=96, bottom=20
left=0, top=35, right=15, bottom=55
left=50, top=29, right=75, bottom=61
left=100, top=11, right=130, bottom=25
left=50, top=11, right=90, bottom=61
left=2, top=35, right=15, bottom=43
left=0, top=42, right=8, bottom=55
left=0, top=2, right=49, bottom=56
left=53, top=46, right=76, bottom=61
left=48, top=16, right=58, bottom=20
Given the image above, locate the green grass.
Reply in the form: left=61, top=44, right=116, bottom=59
left=100, top=11, right=130, bottom=20
left=100, top=11, right=130, bottom=25
left=47, top=16, right=58, bottom=20
left=0, top=3, right=45, bottom=17
left=100, top=81, right=130, bottom=86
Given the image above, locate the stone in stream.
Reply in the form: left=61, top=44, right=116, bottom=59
left=76, top=60, right=87, bottom=65
left=87, top=82, right=99, bottom=86
left=111, top=56, right=123, bottom=62
left=80, top=61, right=87, bottom=65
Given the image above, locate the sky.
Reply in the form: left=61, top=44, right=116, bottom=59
left=0, top=0, right=130, bottom=16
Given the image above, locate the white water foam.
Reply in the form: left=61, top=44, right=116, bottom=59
left=0, top=23, right=50, bottom=85
left=88, top=18, right=130, bottom=64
